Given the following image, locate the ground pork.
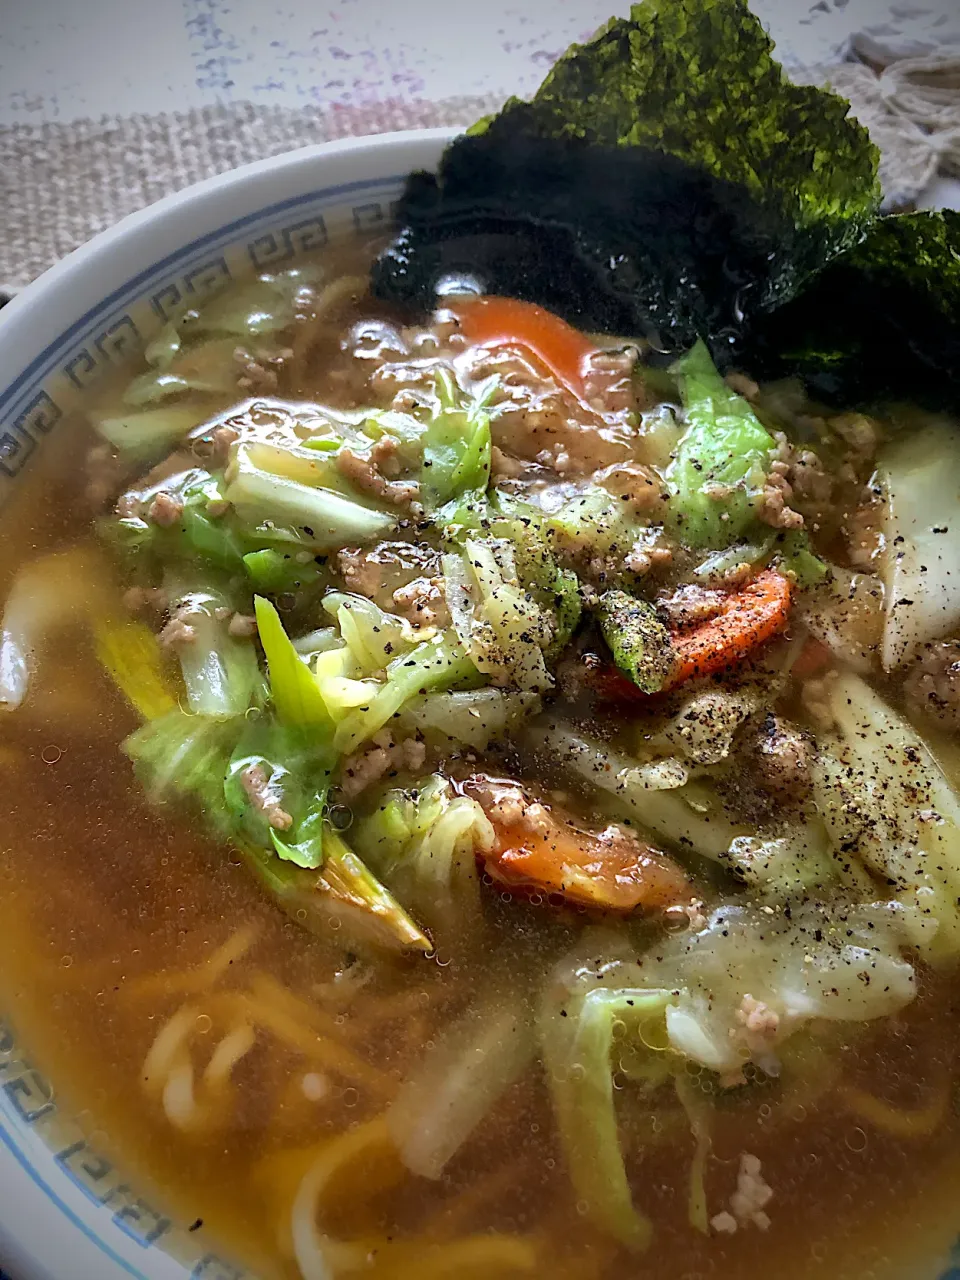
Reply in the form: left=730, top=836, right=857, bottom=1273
left=829, top=411, right=878, bottom=461
left=801, top=670, right=840, bottom=731
left=240, top=762, right=293, bottom=831
left=457, top=344, right=637, bottom=476
left=594, top=461, right=666, bottom=514
left=656, top=584, right=727, bottom=629
left=710, top=1153, right=773, bottom=1235
left=192, top=424, right=239, bottom=468
left=463, top=777, right=554, bottom=835
left=490, top=446, right=527, bottom=479
left=336, top=547, right=384, bottom=598
left=757, top=431, right=836, bottom=531
left=228, top=612, right=257, bottom=638
left=664, top=898, right=708, bottom=933
left=336, top=542, right=444, bottom=612
left=580, top=345, right=642, bottom=416
left=789, top=448, right=833, bottom=505
left=904, top=640, right=960, bottom=731
left=123, top=586, right=168, bottom=614
left=146, top=490, right=184, bottom=527
left=338, top=732, right=426, bottom=799
left=623, top=542, right=673, bottom=576
left=736, top=994, right=780, bottom=1051
left=748, top=713, right=813, bottom=799
left=235, top=344, right=293, bottom=393
left=536, top=445, right=574, bottom=475
left=392, top=576, right=449, bottom=628
left=338, top=435, right=419, bottom=506
left=159, top=613, right=197, bottom=650
left=757, top=433, right=805, bottom=531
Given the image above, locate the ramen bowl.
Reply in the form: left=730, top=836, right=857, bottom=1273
left=6, top=123, right=960, bottom=1280
left=0, top=128, right=453, bottom=1280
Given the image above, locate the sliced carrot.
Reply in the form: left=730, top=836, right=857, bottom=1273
left=483, top=813, right=690, bottom=915
left=449, top=296, right=600, bottom=402
left=664, top=569, right=792, bottom=690
left=790, top=635, right=832, bottom=680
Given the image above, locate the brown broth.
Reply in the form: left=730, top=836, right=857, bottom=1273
left=3, top=249, right=960, bottom=1280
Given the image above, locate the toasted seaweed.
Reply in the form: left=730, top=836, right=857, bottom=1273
left=372, top=0, right=880, bottom=359
left=739, top=210, right=960, bottom=410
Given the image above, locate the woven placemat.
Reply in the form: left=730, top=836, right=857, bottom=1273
left=0, top=95, right=499, bottom=293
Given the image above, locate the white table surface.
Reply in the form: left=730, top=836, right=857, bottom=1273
left=0, top=0, right=905, bottom=126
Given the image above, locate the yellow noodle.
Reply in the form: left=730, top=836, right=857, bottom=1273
left=250, top=971, right=350, bottom=1040
left=373, top=1235, right=538, bottom=1280
left=840, top=1082, right=951, bottom=1138
left=142, top=1003, right=201, bottom=1099
left=201, top=924, right=262, bottom=983
left=289, top=1116, right=402, bottom=1280
left=346, top=984, right=460, bottom=1023
left=219, top=990, right=391, bottom=1095
left=203, top=1023, right=257, bottom=1091
left=162, top=1060, right=203, bottom=1133
left=124, top=924, right=261, bottom=999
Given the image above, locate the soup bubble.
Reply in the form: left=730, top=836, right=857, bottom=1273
left=845, top=1126, right=868, bottom=1154
left=328, top=805, right=353, bottom=831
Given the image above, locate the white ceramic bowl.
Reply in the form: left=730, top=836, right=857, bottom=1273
left=0, top=128, right=453, bottom=1280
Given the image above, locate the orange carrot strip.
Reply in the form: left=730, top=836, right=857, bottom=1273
left=449, top=296, right=599, bottom=401
left=483, top=815, right=690, bottom=915
left=664, top=569, right=792, bottom=690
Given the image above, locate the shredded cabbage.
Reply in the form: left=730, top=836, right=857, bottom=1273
left=321, top=591, right=421, bottom=674
left=419, top=369, right=494, bottom=509
left=331, top=631, right=475, bottom=755
left=388, top=989, right=535, bottom=1178
left=95, top=405, right=213, bottom=459
left=166, top=581, right=261, bottom=719
left=540, top=898, right=921, bottom=1246
left=444, top=539, right=554, bottom=692
left=527, top=722, right=866, bottom=896
left=254, top=596, right=331, bottom=728
left=225, top=443, right=397, bottom=548
left=879, top=420, right=960, bottom=669
left=814, top=670, right=960, bottom=957
left=396, top=687, right=540, bottom=751
left=666, top=340, right=775, bottom=549
left=352, top=774, right=493, bottom=936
